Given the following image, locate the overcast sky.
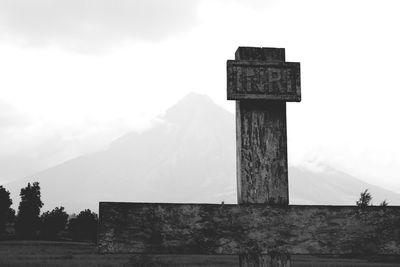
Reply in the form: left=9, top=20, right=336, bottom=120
left=1, top=0, right=400, bottom=192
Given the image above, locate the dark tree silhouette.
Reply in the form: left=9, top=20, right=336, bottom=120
left=40, top=206, right=68, bottom=240
left=0, top=185, right=15, bottom=237
left=356, top=189, right=372, bottom=207
left=15, top=182, right=43, bottom=239
left=380, top=200, right=388, bottom=206
left=68, top=209, right=98, bottom=242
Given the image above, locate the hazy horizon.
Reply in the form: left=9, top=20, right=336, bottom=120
left=4, top=92, right=400, bottom=214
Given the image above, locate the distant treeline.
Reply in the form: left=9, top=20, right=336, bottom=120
left=0, top=182, right=97, bottom=243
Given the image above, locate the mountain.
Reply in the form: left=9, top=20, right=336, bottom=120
left=6, top=93, right=400, bottom=213
left=7, top=93, right=236, bottom=212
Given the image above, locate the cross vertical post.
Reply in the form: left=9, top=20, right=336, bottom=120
left=228, top=47, right=301, bottom=266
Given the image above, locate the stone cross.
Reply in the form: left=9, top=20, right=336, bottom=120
left=98, top=47, right=400, bottom=266
left=229, top=47, right=300, bottom=206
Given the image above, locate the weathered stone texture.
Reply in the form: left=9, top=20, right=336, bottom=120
left=236, top=101, right=288, bottom=205
left=227, top=61, right=301, bottom=101
left=232, top=47, right=290, bottom=206
left=235, top=47, right=285, bottom=62
left=98, top=202, right=400, bottom=255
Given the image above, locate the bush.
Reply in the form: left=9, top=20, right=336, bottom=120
left=68, top=209, right=98, bottom=243
left=356, top=189, right=372, bottom=207
left=40, top=206, right=69, bottom=240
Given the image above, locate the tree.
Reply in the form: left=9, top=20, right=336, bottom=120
left=15, top=182, right=43, bottom=239
left=356, top=189, right=372, bottom=207
left=40, top=206, right=69, bottom=240
left=0, top=185, right=15, bottom=237
left=380, top=200, right=388, bottom=206
left=68, top=209, right=98, bottom=242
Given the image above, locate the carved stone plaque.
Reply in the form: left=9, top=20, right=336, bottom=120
left=227, top=61, right=301, bottom=101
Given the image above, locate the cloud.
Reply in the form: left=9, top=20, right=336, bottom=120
left=0, top=0, right=200, bottom=51
left=0, top=99, right=30, bottom=130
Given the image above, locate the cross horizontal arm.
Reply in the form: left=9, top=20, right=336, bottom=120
left=98, top=202, right=400, bottom=255
left=227, top=61, right=301, bottom=101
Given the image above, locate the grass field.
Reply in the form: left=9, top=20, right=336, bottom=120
left=1, top=241, right=400, bottom=266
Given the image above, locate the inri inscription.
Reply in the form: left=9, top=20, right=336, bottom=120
left=227, top=61, right=301, bottom=101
